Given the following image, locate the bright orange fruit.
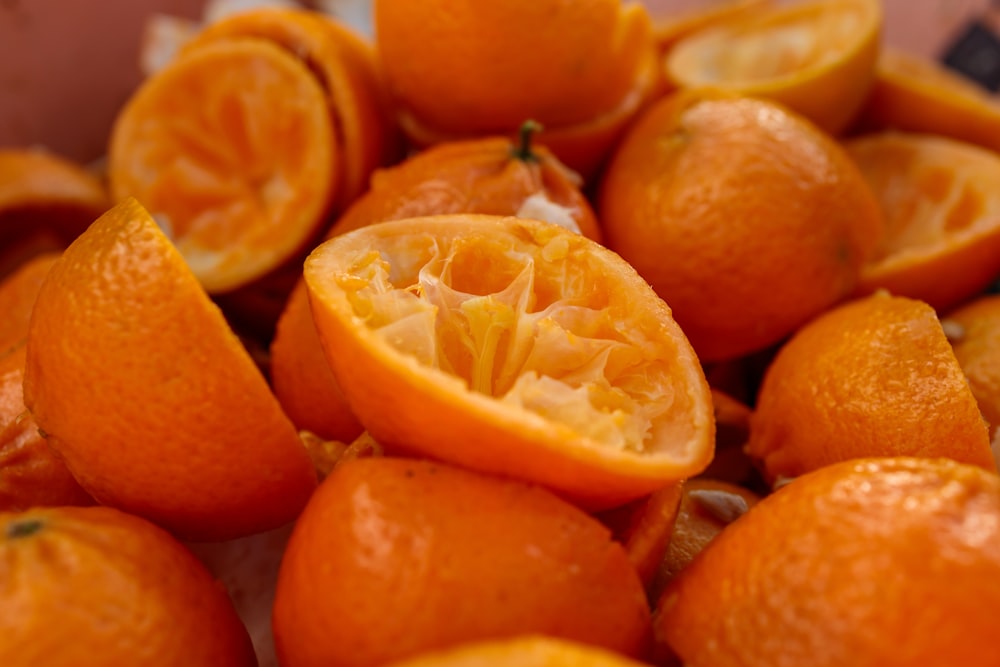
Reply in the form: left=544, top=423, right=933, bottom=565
left=373, top=0, right=662, bottom=180
left=0, top=505, right=257, bottom=666
left=272, top=457, right=652, bottom=667
left=845, top=131, right=1000, bottom=311
left=663, top=0, right=882, bottom=134
left=303, top=214, right=715, bottom=509
left=942, top=294, right=1000, bottom=443
left=654, top=457, right=1000, bottom=667
left=746, top=292, right=995, bottom=484
left=383, top=636, right=652, bottom=667
left=599, top=89, right=883, bottom=361
left=22, top=198, right=317, bottom=541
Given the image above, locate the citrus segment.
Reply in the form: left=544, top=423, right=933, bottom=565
left=859, top=48, right=1000, bottom=154
left=652, top=0, right=773, bottom=54
left=22, top=199, right=317, bottom=541
left=845, top=132, right=1000, bottom=311
left=654, top=457, right=1000, bottom=667
left=664, top=0, right=881, bottom=133
left=303, top=214, right=714, bottom=509
left=0, top=505, right=257, bottom=666
left=272, top=457, right=652, bottom=667
left=109, top=37, right=336, bottom=293
left=746, top=292, right=995, bottom=484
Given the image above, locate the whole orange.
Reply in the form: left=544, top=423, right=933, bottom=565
left=598, top=90, right=883, bottom=361
left=0, top=505, right=257, bottom=666
left=272, top=457, right=652, bottom=667
left=654, top=457, right=1000, bottom=667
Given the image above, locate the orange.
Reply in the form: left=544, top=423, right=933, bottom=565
left=596, top=482, right=684, bottom=591
left=845, top=131, right=1000, bottom=311
left=22, top=198, right=317, bottom=541
left=648, top=477, right=760, bottom=603
left=651, top=0, right=773, bottom=54
left=374, top=0, right=662, bottom=181
left=330, top=121, right=602, bottom=242
left=0, top=148, right=108, bottom=279
left=664, top=0, right=882, bottom=134
left=942, top=294, right=1000, bottom=441
left=108, top=35, right=337, bottom=293
left=746, top=292, right=995, bottom=485
left=1, top=344, right=92, bottom=511
left=303, top=214, right=715, bottom=509
left=0, top=505, right=256, bottom=666
left=182, top=7, right=401, bottom=213
left=858, top=48, right=1000, bottom=154
left=383, top=636, right=651, bottom=667
left=598, top=90, right=883, bottom=362
left=272, top=125, right=603, bottom=440
left=272, top=457, right=652, bottom=667
left=0, top=251, right=60, bottom=355
left=654, top=457, right=1000, bottom=667
left=270, top=279, right=364, bottom=443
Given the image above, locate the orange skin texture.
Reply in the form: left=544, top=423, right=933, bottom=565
left=270, top=279, right=363, bottom=442
left=374, top=0, right=654, bottom=133
left=185, top=8, right=402, bottom=213
left=942, top=294, right=1000, bottom=437
left=846, top=132, right=1000, bottom=312
left=0, top=150, right=107, bottom=279
left=383, top=636, right=652, bottom=667
left=0, top=505, right=257, bottom=666
left=0, top=344, right=91, bottom=511
left=649, top=478, right=760, bottom=603
left=598, top=91, right=883, bottom=362
left=272, top=457, right=652, bottom=667
left=746, top=293, right=995, bottom=483
left=22, top=199, right=317, bottom=541
left=330, top=135, right=602, bottom=242
left=304, top=214, right=715, bottom=510
left=654, top=457, right=1000, bottom=667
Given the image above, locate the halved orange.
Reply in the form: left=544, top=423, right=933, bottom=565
left=652, top=0, right=773, bottom=54
left=0, top=149, right=108, bottom=279
left=22, top=198, right=317, bottom=541
left=845, top=131, right=1000, bottom=311
left=664, top=0, right=881, bottom=134
left=858, top=48, right=1000, bottom=154
left=108, top=37, right=337, bottom=294
left=303, top=214, right=715, bottom=509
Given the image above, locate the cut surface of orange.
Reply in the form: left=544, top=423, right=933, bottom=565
left=858, top=48, right=1000, bottom=154
left=303, top=214, right=715, bottom=509
left=108, top=37, right=337, bottom=294
left=845, top=132, right=1000, bottom=311
left=22, top=199, right=317, bottom=541
left=651, top=0, right=773, bottom=54
left=664, top=0, right=881, bottom=133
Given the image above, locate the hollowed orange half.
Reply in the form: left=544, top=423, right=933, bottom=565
left=303, top=214, right=715, bottom=509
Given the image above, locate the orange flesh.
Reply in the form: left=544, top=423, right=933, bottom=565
left=336, top=233, right=683, bottom=453
left=669, top=1, right=869, bottom=86
left=847, top=135, right=1000, bottom=262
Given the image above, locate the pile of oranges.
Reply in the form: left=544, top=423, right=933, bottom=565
left=3, top=1, right=1000, bottom=666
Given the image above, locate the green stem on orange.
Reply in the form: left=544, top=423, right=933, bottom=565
left=6, top=518, right=44, bottom=540
left=512, top=119, right=544, bottom=163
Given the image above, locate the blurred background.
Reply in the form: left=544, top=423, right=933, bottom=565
left=0, top=0, right=996, bottom=163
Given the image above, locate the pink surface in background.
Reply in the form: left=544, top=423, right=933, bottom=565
left=0, top=0, right=995, bottom=163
